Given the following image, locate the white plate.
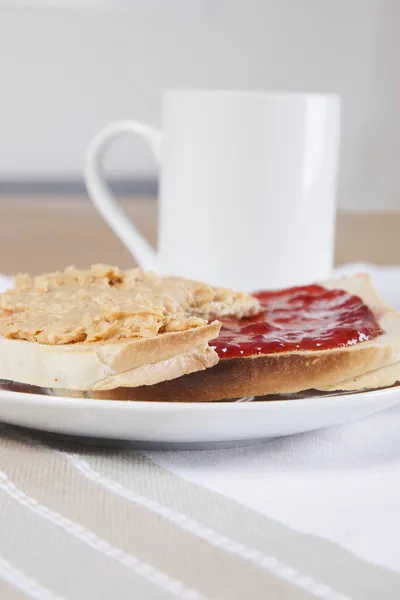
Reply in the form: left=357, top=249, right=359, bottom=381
left=0, top=384, right=399, bottom=448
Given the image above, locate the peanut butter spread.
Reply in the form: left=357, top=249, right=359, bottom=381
left=0, top=265, right=260, bottom=345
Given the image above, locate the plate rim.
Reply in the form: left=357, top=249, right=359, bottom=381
left=0, top=383, right=399, bottom=412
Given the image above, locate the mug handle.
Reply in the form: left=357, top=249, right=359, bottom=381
left=84, top=121, right=162, bottom=271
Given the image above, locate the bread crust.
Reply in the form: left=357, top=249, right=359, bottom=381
left=86, top=343, right=396, bottom=401
left=0, top=321, right=221, bottom=390
left=321, top=360, right=400, bottom=392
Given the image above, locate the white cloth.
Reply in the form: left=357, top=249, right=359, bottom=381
left=147, top=404, right=400, bottom=574
left=1, top=265, right=400, bottom=576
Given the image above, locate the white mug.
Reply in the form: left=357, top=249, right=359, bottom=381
left=84, top=90, right=341, bottom=290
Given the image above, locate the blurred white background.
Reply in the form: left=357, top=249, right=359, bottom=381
left=0, top=0, right=399, bottom=211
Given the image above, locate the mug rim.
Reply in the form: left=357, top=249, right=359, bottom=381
left=163, top=89, right=341, bottom=102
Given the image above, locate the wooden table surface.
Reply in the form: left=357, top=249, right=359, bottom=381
left=0, top=195, right=399, bottom=275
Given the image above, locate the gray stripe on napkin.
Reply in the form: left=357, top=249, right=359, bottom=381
left=86, top=450, right=400, bottom=600
left=0, top=430, right=315, bottom=600
left=0, top=486, right=166, bottom=600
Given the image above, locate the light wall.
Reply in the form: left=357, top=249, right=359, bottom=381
left=0, top=0, right=399, bottom=210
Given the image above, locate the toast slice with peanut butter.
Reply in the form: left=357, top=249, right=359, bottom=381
left=0, top=264, right=259, bottom=391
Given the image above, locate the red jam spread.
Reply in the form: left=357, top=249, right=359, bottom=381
left=211, top=284, right=382, bottom=358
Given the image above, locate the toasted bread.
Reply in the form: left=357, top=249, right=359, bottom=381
left=321, top=360, right=400, bottom=392
left=77, top=274, right=400, bottom=401
left=0, top=265, right=260, bottom=390
left=0, top=322, right=221, bottom=391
